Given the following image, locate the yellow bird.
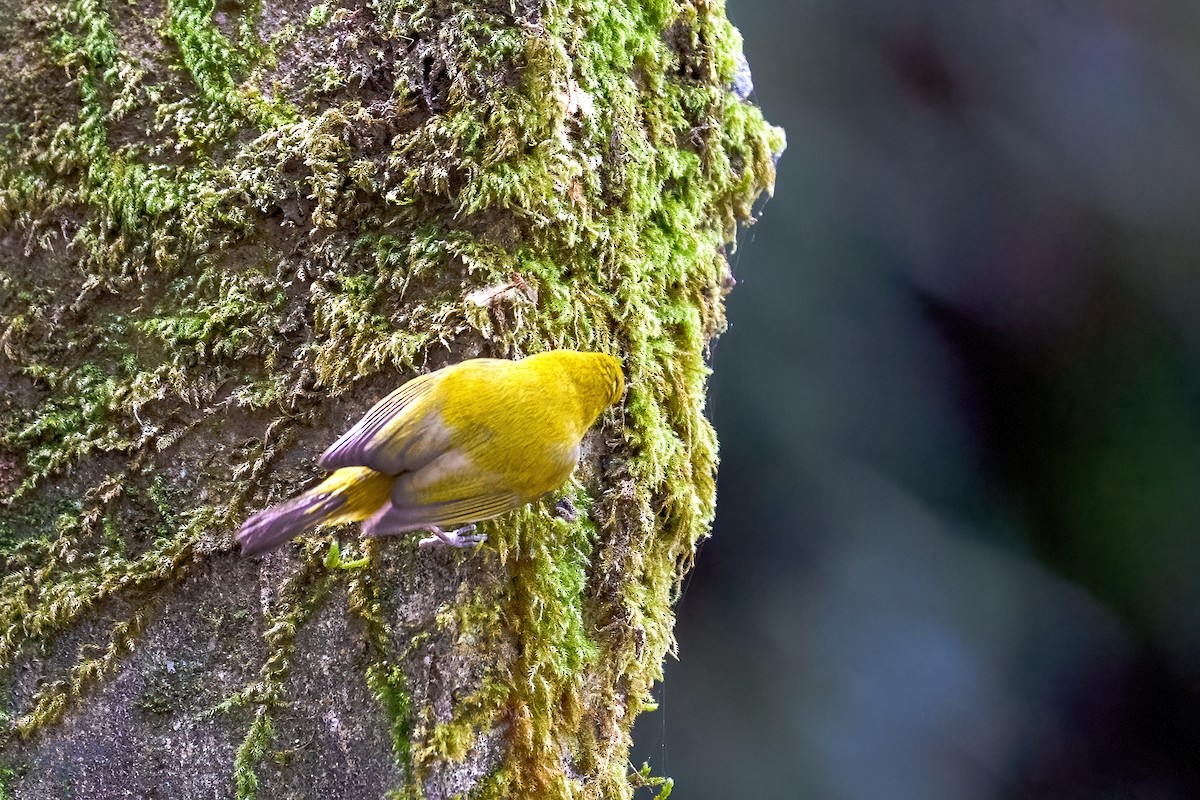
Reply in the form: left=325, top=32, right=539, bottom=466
left=235, top=350, right=624, bottom=556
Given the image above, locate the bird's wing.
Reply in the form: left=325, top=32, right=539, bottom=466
left=319, top=373, right=450, bottom=474
left=421, top=491, right=524, bottom=528
left=363, top=489, right=523, bottom=535
left=377, top=449, right=527, bottom=530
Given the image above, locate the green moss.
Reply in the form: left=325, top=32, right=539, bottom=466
left=366, top=664, right=414, bottom=767
left=10, top=602, right=156, bottom=738
left=5, top=363, right=133, bottom=497
left=219, top=546, right=337, bottom=800
left=0, top=0, right=781, bottom=795
left=233, top=707, right=274, bottom=800
left=345, top=547, right=419, bottom=792
left=632, top=763, right=674, bottom=800
left=304, top=3, right=331, bottom=29
left=0, top=766, right=16, bottom=800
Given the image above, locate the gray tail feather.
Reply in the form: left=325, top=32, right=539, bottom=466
left=236, top=491, right=345, bottom=557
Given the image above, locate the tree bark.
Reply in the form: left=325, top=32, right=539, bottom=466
left=0, top=0, right=781, bottom=797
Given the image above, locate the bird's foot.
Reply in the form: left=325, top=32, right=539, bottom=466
left=418, top=524, right=486, bottom=549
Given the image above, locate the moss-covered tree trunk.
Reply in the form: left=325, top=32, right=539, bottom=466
left=0, top=0, right=780, bottom=796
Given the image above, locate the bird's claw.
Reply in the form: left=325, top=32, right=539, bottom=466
left=418, top=524, right=486, bottom=549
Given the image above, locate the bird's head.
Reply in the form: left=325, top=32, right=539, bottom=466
left=526, top=349, right=625, bottom=422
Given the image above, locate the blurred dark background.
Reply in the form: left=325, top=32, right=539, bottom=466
left=633, top=1, right=1200, bottom=797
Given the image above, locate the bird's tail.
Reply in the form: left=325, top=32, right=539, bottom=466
left=236, top=466, right=392, bottom=557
